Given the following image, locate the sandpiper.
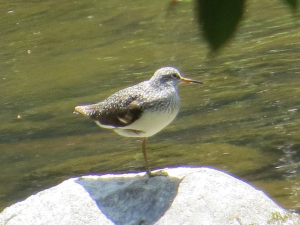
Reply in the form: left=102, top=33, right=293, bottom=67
left=74, top=67, right=202, bottom=176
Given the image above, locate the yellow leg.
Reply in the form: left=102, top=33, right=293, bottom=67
left=142, top=137, right=152, bottom=176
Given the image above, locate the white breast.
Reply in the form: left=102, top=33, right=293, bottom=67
left=115, top=90, right=180, bottom=138
left=114, top=108, right=179, bottom=138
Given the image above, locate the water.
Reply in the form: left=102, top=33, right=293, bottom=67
left=1, top=0, right=300, bottom=212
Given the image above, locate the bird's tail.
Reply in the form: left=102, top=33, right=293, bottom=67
left=74, top=104, right=100, bottom=118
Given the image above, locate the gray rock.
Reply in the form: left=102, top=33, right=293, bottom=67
left=0, top=167, right=299, bottom=225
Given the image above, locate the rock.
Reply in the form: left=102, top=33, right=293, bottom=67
left=0, top=167, right=299, bottom=225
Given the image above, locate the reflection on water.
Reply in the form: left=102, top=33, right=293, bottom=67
left=1, top=0, right=300, bottom=212
left=277, top=143, right=300, bottom=210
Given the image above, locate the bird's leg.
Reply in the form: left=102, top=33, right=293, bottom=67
left=141, top=138, right=169, bottom=177
left=142, top=137, right=152, bottom=176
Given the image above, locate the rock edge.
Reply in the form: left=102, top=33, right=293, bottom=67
left=0, top=167, right=299, bottom=225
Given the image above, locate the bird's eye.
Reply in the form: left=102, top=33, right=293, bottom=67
left=171, top=73, right=179, bottom=79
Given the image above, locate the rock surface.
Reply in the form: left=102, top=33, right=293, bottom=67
left=0, top=167, right=299, bottom=225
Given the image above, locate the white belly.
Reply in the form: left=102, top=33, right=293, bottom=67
left=114, top=109, right=179, bottom=137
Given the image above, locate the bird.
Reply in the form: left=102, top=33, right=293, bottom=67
left=74, top=67, right=202, bottom=176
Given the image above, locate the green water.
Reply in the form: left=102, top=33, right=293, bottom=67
left=1, top=0, right=300, bottom=212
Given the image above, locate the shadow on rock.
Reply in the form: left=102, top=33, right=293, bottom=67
left=75, top=174, right=181, bottom=225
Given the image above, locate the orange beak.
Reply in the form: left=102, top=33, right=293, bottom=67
left=180, top=77, right=203, bottom=84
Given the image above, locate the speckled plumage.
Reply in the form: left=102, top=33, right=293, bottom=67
left=74, top=67, right=201, bottom=176
left=75, top=67, right=185, bottom=137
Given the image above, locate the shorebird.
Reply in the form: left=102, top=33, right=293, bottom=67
left=74, top=67, right=202, bottom=176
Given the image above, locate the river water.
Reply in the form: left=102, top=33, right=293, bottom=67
left=1, top=0, right=300, bottom=212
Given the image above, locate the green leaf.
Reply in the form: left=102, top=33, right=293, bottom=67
left=282, top=0, right=299, bottom=12
left=196, top=0, right=246, bottom=52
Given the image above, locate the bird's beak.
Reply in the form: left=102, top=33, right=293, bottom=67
left=180, top=77, right=203, bottom=84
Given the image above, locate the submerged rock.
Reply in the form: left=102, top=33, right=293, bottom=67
left=0, top=167, right=299, bottom=225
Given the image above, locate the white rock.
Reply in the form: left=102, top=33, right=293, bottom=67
left=0, top=167, right=299, bottom=225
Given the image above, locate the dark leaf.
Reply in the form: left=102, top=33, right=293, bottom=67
left=196, top=0, right=246, bottom=52
left=282, top=0, right=299, bottom=12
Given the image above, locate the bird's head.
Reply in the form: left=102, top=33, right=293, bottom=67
left=150, top=67, right=202, bottom=87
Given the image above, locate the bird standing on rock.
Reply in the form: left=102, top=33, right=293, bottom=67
left=74, top=67, right=202, bottom=176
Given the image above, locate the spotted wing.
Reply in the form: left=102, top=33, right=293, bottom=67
left=75, top=93, right=143, bottom=128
